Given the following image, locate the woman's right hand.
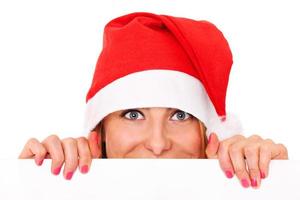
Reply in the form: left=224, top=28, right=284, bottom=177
left=18, top=131, right=102, bottom=180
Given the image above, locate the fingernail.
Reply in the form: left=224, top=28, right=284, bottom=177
left=225, top=170, right=233, bottom=178
left=80, top=165, right=89, bottom=174
left=35, top=158, right=43, bottom=166
left=260, top=171, right=266, bottom=179
left=208, top=134, right=212, bottom=144
left=251, top=178, right=258, bottom=187
left=53, top=166, right=62, bottom=175
left=241, top=179, right=250, bottom=188
left=66, top=172, right=74, bottom=180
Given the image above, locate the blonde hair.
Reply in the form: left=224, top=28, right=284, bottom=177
left=93, top=121, right=107, bottom=158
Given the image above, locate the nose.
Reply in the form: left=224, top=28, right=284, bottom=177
left=144, top=122, right=172, bottom=157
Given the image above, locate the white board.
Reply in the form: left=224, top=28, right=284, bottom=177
left=0, top=159, right=299, bottom=199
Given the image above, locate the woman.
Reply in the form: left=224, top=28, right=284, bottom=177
left=19, top=12, right=288, bottom=189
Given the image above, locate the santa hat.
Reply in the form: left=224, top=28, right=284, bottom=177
left=83, top=12, right=242, bottom=140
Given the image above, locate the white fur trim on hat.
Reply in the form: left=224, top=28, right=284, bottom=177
left=206, top=113, right=243, bottom=141
left=83, top=69, right=242, bottom=139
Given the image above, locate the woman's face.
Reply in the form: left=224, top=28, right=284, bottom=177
left=99, top=107, right=207, bottom=158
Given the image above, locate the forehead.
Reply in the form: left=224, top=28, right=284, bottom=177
left=115, top=107, right=182, bottom=113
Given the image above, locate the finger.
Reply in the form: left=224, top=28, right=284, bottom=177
left=229, top=140, right=251, bottom=188
left=19, top=138, right=47, bottom=166
left=244, top=135, right=263, bottom=188
left=42, top=135, right=65, bottom=176
left=76, top=137, right=92, bottom=174
left=88, top=131, right=102, bottom=158
left=61, top=138, right=78, bottom=180
left=259, top=140, right=288, bottom=179
left=272, top=143, right=288, bottom=160
left=205, top=133, right=219, bottom=159
left=259, top=140, right=272, bottom=179
left=218, top=135, right=244, bottom=179
left=244, top=143, right=261, bottom=189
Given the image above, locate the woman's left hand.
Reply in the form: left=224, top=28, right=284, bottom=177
left=205, top=133, right=288, bottom=189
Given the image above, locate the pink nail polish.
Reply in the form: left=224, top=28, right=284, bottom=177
left=53, top=166, right=62, bottom=175
left=66, top=172, right=74, bottom=180
left=241, top=179, right=250, bottom=188
left=225, top=170, right=233, bottom=178
left=80, top=165, right=89, bottom=174
left=260, top=171, right=266, bottom=179
left=208, top=134, right=212, bottom=144
left=35, top=158, right=43, bottom=166
left=251, top=178, right=258, bottom=187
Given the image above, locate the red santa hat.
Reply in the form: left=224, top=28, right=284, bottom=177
left=83, top=12, right=242, bottom=140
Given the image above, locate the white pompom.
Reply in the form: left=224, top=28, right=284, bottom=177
left=205, top=113, right=243, bottom=140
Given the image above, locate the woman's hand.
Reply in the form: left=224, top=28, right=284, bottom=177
left=205, top=133, right=288, bottom=189
left=18, top=131, right=101, bottom=180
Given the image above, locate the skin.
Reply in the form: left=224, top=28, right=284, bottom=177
left=19, top=107, right=288, bottom=189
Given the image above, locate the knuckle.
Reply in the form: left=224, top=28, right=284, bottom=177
left=248, top=168, right=259, bottom=174
left=234, top=168, right=246, bottom=177
left=46, top=134, right=60, bottom=142
left=277, top=143, right=287, bottom=151
left=81, top=150, right=92, bottom=159
left=36, top=147, right=47, bottom=156
left=79, top=148, right=92, bottom=161
left=248, top=134, right=262, bottom=141
left=26, top=138, right=48, bottom=155
left=27, top=137, right=39, bottom=146
left=51, top=152, right=64, bottom=164
left=27, top=137, right=38, bottom=143
left=52, top=155, right=64, bottom=165
left=226, top=134, right=244, bottom=142
left=65, top=157, right=78, bottom=166
left=235, top=134, right=245, bottom=139
left=77, top=137, right=87, bottom=142
left=80, top=157, right=91, bottom=165
left=62, top=137, right=76, bottom=144
left=264, top=138, right=274, bottom=144
left=277, top=143, right=288, bottom=156
left=76, top=137, right=88, bottom=146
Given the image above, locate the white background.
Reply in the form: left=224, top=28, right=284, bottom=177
left=0, top=0, right=299, bottom=159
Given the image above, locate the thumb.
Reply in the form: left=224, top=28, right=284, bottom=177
left=88, top=131, right=102, bottom=158
left=205, top=132, right=220, bottom=159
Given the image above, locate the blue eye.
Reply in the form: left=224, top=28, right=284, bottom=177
left=170, top=111, right=191, bottom=121
left=124, top=110, right=144, bottom=120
